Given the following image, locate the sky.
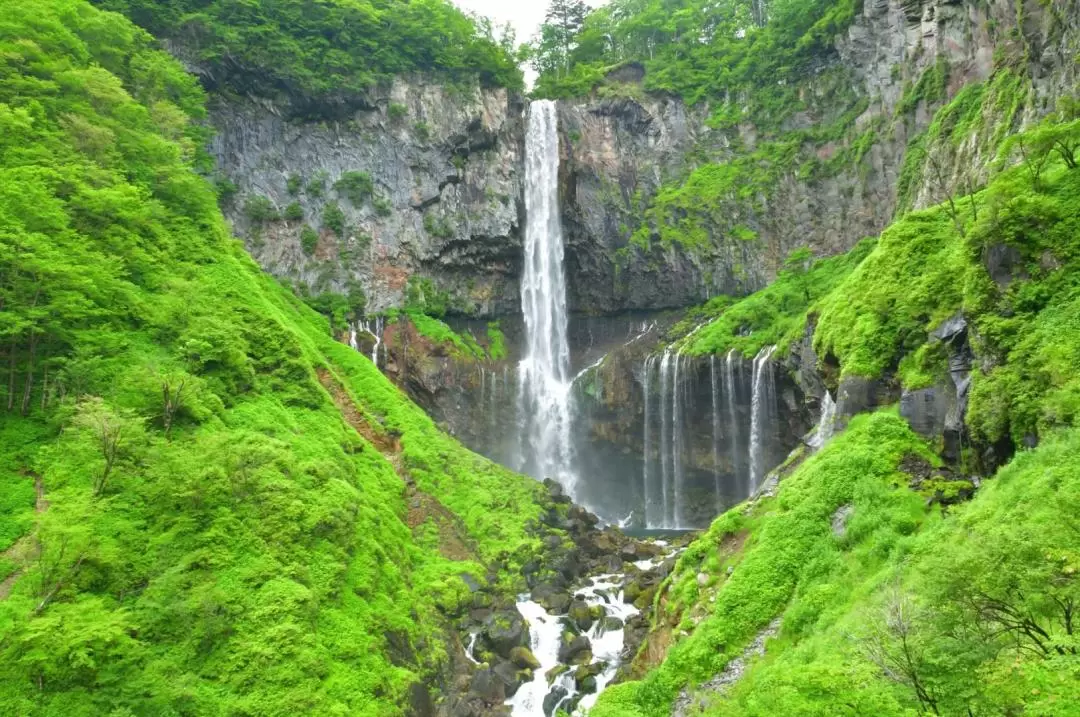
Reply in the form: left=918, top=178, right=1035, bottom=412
left=452, top=0, right=606, bottom=46
left=452, top=0, right=607, bottom=86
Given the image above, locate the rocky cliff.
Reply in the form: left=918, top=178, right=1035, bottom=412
left=202, top=0, right=1075, bottom=321
left=554, top=0, right=1079, bottom=313
left=209, top=79, right=525, bottom=316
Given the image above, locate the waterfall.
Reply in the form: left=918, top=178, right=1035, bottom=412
left=642, top=355, right=656, bottom=528
left=723, top=349, right=743, bottom=496
left=516, top=100, right=577, bottom=495
left=710, top=356, right=722, bottom=503
left=748, top=345, right=777, bottom=495
left=658, top=350, right=674, bottom=527
left=671, top=352, right=686, bottom=528
left=350, top=316, right=384, bottom=368
left=809, top=390, right=837, bottom=449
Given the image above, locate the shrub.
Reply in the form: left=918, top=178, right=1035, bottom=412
left=284, top=201, right=304, bottom=221
left=300, top=225, right=319, bottom=255
left=322, top=201, right=346, bottom=236
left=388, top=103, right=408, bottom=121
left=307, top=170, right=328, bottom=198
left=334, top=171, right=374, bottom=205
left=286, top=173, right=303, bottom=195
left=244, top=195, right=278, bottom=223
left=373, top=195, right=393, bottom=217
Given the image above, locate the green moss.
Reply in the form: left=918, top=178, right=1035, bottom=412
left=486, top=322, right=508, bottom=361
left=680, top=240, right=875, bottom=359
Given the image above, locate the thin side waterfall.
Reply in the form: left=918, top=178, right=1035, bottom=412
left=809, top=390, right=837, bottom=449
left=350, top=316, right=384, bottom=368
left=723, top=349, right=742, bottom=495
left=516, top=100, right=577, bottom=495
left=710, top=355, right=722, bottom=503
left=642, top=355, right=656, bottom=528
left=749, top=345, right=777, bottom=495
left=658, top=350, right=674, bottom=527
left=671, top=352, right=685, bottom=528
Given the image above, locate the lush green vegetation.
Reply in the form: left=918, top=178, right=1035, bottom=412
left=595, top=413, right=1080, bottom=715
left=679, top=240, right=875, bottom=358
left=533, top=0, right=858, bottom=106
left=0, top=2, right=546, bottom=714
left=611, top=74, right=1080, bottom=716
left=93, top=0, right=523, bottom=112
left=670, top=89, right=1080, bottom=451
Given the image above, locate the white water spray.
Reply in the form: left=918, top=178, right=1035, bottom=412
left=517, top=100, right=577, bottom=495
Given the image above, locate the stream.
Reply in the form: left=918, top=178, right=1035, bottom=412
left=507, top=544, right=676, bottom=716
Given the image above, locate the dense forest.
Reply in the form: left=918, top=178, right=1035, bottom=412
left=91, top=0, right=523, bottom=111
left=530, top=0, right=856, bottom=103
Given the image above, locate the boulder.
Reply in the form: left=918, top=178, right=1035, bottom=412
left=509, top=645, right=541, bottom=670
left=557, top=633, right=592, bottom=664
left=468, top=668, right=505, bottom=704
left=531, top=583, right=572, bottom=614
left=492, top=659, right=526, bottom=698
left=481, top=610, right=529, bottom=659
left=543, top=686, right=569, bottom=716
left=600, top=615, right=624, bottom=632
left=568, top=599, right=596, bottom=632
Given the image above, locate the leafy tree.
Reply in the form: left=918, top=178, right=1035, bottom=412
left=71, top=397, right=144, bottom=496
left=535, top=0, right=588, bottom=77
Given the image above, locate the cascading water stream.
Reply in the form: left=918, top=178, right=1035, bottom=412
left=671, top=352, right=686, bottom=528
left=516, top=100, right=578, bottom=495
left=658, top=350, right=674, bottom=527
left=349, top=316, right=384, bottom=368
left=710, top=356, right=722, bottom=503
left=749, top=345, right=777, bottom=495
left=642, top=355, right=656, bottom=528
left=809, top=390, right=837, bottom=449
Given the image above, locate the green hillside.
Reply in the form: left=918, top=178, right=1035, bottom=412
left=0, top=2, right=542, bottom=714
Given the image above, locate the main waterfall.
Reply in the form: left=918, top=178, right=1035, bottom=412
left=516, top=101, right=578, bottom=496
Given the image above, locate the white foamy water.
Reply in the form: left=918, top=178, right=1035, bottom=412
left=508, top=574, right=641, bottom=716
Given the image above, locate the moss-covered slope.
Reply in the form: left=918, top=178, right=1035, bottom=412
left=0, top=2, right=542, bottom=714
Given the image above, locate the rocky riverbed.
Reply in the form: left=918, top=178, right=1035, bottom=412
left=447, top=481, right=689, bottom=717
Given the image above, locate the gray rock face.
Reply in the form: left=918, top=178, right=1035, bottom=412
left=209, top=78, right=525, bottom=316
left=901, top=312, right=974, bottom=463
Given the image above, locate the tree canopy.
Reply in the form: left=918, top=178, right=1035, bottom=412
left=93, top=0, right=524, bottom=112
left=531, top=0, right=859, bottom=102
